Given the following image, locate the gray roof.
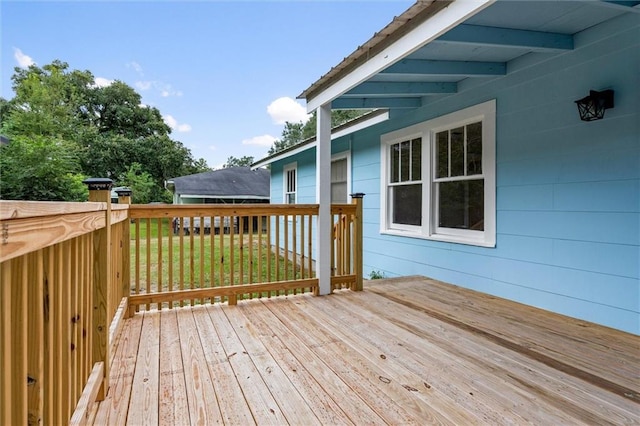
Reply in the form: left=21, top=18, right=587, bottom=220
left=170, top=167, right=270, bottom=198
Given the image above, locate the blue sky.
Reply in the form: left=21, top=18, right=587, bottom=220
left=1, top=1, right=412, bottom=169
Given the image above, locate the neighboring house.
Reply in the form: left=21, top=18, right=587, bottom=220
left=166, top=167, right=270, bottom=205
left=253, top=1, right=640, bottom=334
left=166, top=167, right=270, bottom=234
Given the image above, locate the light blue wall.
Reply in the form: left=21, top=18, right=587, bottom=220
left=269, top=14, right=640, bottom=334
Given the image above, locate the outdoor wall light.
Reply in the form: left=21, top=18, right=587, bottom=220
left=575, top=89, right=614, bottom=121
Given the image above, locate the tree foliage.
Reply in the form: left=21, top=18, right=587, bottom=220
left=0, top=135, right=87, bottom=201
left=117, top=163, right=156, bottom=204
left=223, top=155, right=255, bottom=168
left=0, top=60, right=202, bottom=202
left=191, top=158, right=211, bottom=173
left=268, top=109, right=367, bottom=156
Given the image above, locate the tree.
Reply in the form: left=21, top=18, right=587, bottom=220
left=267, top=122, right=304, bottom=156
left=190, top=158, right=211, bottom=173
left=117, top=163, right=155, bottom=204
left=1, top=59, right=199, bottom=202
left=7, top=60, right=92, bottom=142
left=0, top=135, right=87, bottom=201
left=223, top=155, right=255, bottom=168
left=268, top=109, right=368, bottom=155
left=0, top=97, right=12, bottom=128
left=86, top=81, right=170, bottom=138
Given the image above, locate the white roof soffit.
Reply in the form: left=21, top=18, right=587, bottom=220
left=302, top=0, right=495, bottom=112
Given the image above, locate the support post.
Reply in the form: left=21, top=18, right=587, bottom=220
left=83, top=178, right=112, bottom=401
left=115, top=188, right=132, bottom=318
left=316, top=103, right=332, bottom=295
left=350, top=193, right=365, bottom=291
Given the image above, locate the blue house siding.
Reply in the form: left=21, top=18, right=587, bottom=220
left=269, top=13, right=639, bottom=334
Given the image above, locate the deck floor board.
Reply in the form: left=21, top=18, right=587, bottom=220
left=96, top=276, right=640, bottom=425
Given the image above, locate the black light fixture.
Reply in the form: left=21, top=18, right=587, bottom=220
left=575, top=89, right=614, bottom=121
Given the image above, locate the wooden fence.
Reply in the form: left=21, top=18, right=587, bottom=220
left=0, top=186, right=362, bottom=424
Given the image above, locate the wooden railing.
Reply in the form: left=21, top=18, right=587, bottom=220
left=0, top=197, right=129, bottom=425
left=0, top=187, right=363, bottom=424
left=127, top=200, right=362, bottom=312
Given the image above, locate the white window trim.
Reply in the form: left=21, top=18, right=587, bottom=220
left=380, top=99, right=496, bottom=247
left=332, top=151, right=352, bottom=203
left=283, top=162, right=297, bottom=204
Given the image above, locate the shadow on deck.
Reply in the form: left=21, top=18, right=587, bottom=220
left=95, top=276, right=639, bottom=425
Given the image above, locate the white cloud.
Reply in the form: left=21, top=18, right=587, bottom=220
left=158, top=83, right=182, bottom=98
left=94, top=77, right=114, bottom=88
left=160, top=87, right=182, bottom=97
left=136, top=81, right=152, bottom=91
left=164, top=115, right=178, bottom=128
left=267, top=97, right=309, bottom=125
left=163, top=114, right=191, bottom=133
left=127, top=61, right=144, bottom=75
left=208, top=145, right=217, bottom=151
left=242, top=134, right=277, bottom=147
left=13, top=48, right=35, bottom=68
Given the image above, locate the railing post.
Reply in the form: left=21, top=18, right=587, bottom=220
left=115, top=188, right=132, bottom=318
left=350, top=193, right=365, bottom=291
left=83, top=178, right=112, bottom=401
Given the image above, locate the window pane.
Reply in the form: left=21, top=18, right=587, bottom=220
left=411, top=138, right=421, bottom=181
left=467, top=122, right=482, bottom=175
left=436, top=131, right=448, bottom=178
left=400, top=141, right=410, bottom=182
left=392, top=184, right=422, bottom=226
left=331, top=182, right=347, bottom=203
left=438, top=180, right=484, bottom=230
left=331, top=158, right=347, bottom=183
left=450, top=126, right=465, bottom=177
left=287, top=193, right=296, bottom=204
left=286, top=169, right=296, bottom=192
left=390, top=143, right=400, bottom=183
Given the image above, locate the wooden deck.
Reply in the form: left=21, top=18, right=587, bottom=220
left=95, top=276, right=640, bottom=425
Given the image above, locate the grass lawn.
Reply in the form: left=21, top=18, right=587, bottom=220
left=131, top=219, right=308, bottom=304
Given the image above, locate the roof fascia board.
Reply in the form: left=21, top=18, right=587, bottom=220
left=252, top=110, right=389, bottom=168
left=332, top=109, right=389, bottom=138
left=253, top=141, right=317, bottom=169
left=305, top=0, right=495, bottom=112
left=436, top=24, right=574, bottom=51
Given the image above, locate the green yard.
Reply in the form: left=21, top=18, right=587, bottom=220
left=130, top=219, right=308, bottom=301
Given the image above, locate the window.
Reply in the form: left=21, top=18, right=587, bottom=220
left=389, top=138, right=422, bottom=227
left=331, top=152, right=351, bottom=203
left=380, top=100, right=496, bottom=247
left=283, top=163, right=297, bottom=204
left=434, top=122, right=484, bottom=231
